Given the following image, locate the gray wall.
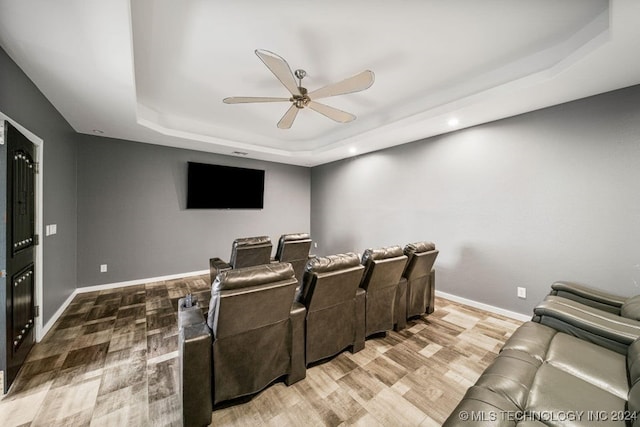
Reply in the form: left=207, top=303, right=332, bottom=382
left=0, top=47, right=78, bottom=324
left=77, top=135, right=310, bottom=287
left=311, top=85, right=640, bottom=316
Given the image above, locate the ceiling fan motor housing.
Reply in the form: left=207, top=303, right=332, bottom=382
left=292, top=86, right=309, bottom=109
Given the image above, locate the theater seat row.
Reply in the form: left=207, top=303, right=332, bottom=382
left=179, top=235, right=438, bottom=426
left=208, top=234, right=439, bottom=325
left=208, top=233, right=312, bottom=284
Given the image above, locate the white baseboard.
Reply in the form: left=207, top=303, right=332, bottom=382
left=40, top=269, right=209, bottom=340
left=40, top=291, right=76, bottom=340
left=435, top=290, right=532, bottom=322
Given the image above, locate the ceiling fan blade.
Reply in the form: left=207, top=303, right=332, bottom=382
left=223, top=96, right=290, bottom=104
left=277, top=104, right=300, bottom=129
left=308, top=70, right=375, bottom=100
left=307, top=101, right=356, bottom=123
left=255, top=49, right=301, bottom=96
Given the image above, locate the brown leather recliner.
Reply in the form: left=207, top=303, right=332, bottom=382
left=359, top=246, right=408, bottom=336
left=298, top=252, right=366, bottom=365
left=403, top=241, right=439, bottom=319
left=179, top=262, right=305, bottom=426
left=274, top=233, right=312, bottom=284
left=209, top=235, right=273, bottom=283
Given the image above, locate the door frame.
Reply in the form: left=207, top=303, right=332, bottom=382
left=1, top=112, right=44, bottom=342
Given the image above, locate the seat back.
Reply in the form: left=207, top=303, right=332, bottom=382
left=403, top=241, right=439, bottom=318
left=208, top=262, right=297, bottom=335
left=360, top=246, right=407, bottom=292
left=299, top=253, right=364, bottom=364
left=360, top=245, right=408, bottom=336
left=229, top=235, right=272, bottom=269
left=207, top=262, right=298, bottom=403
left=275, top=233, right=312, bottom=283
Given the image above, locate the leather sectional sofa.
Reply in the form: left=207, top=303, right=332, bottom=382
left=444, top=282, right=640, bottom=426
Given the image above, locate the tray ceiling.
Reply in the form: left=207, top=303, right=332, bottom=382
left=1, top=0, right=639, bottom=166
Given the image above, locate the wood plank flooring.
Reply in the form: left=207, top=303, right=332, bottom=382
left=0, top=274, right=523, bottom=426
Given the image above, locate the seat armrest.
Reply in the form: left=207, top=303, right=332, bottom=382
left=550, top=281, right=625, bottom=314
left=286, top=302, right=306, bottom=385
left=178, top=298, right=213, bottom=427
left=209, top=257, right=231, bottom=284
left=353, top=288, right=366, bottom=352
left=427, top=269, right=436, bottom=314
left=533, top=296, right=640, bottom=354
left=394, top=277, right=407, bottom=331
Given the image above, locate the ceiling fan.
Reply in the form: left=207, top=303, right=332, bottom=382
left=223, top=49, right=375, bottom=129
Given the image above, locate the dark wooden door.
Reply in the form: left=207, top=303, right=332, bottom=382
left=4, top=121, right=36, bottom=389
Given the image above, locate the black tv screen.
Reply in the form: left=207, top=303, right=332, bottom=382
left=187, top=162, right=265, bottom=209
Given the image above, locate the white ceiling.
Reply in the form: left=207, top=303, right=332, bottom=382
left=1, top=0, right=639, bottom=167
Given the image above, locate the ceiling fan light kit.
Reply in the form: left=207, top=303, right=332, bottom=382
left=223, top=49, right=374, bottom=129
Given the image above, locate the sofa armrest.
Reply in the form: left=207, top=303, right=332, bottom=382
left=394, top=277, right=407, bottom=331
left=209, top=257, right=231, bottom=284
left=533, top=296, right=640, bottom=354
left=353, top=288, right=366, bottom=353
left=178, top=298, right=213, bottom=427
left=286, top=301, right=306, bottom=385
left=550, top=281, right=625, bottom=314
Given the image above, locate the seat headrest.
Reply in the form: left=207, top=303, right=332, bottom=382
left=216, top=262, right=295, bottom=291
left=233, top=235, right=271, bottom=247
left=404, top=241, right=436, bottom=255
left=280, top=233, right=311, bottom=242
left=361, top=245, right=404, bottom=264
left=305, top=252, right=360, bottom=274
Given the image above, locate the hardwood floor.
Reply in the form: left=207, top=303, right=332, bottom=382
left=0, top=275, right=522, bottom=426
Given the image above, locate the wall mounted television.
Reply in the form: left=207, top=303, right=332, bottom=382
left=186, top=162, right=265, bottom=209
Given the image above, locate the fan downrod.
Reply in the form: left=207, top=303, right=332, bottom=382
left=292, top=69, right=309, bottom=109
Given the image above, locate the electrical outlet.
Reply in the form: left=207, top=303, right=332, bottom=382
left=314, top=242, right=318, bottom=248
left=517, top=286, right=527, bottom=299
left=100, top=264, right=108, bottom=273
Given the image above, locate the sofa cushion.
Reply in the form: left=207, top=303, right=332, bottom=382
left=622, top=295, right=640, bottom=321
left=526, top=363, right=627, bottom=420
left=473, top=349, right=541, bottom=410
left=500, top=321, right=556, bottom=363
left=545, top=332, right=628, bottom=399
